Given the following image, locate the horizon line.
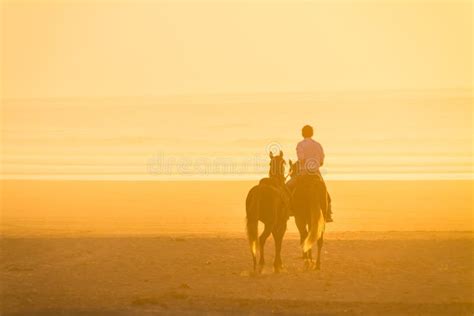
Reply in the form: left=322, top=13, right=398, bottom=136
left=1, top=173, right=473, bottom=181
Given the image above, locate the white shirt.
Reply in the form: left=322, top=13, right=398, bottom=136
left=296, top=138, right=325, bottom=173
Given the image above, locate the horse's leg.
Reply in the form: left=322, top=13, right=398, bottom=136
left=315, top=231, right=324, bottom=270
left=249, top=220, right=258, bottom=272
left=258, top=224, right=272, bottom=273
left=306, top=212, right=315, bottom=265
left=294, top=215, right=308, bottom=259
left=272, top=221, right=287, bottom=273
left=302, top=212, right=317, bottom=269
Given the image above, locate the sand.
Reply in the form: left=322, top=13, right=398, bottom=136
left=1, top=232, right=473, bottom=315
left=2, top=180, right=473, bottom=236
left=1, top=180, right=473, bottom=314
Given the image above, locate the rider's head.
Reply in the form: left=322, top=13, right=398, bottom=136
left=302, top=125, right=313, bottom=138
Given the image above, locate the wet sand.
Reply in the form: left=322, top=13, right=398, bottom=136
left=1, top=232, right=473, bottom=315
left=2, top=180, right=473, bottom=236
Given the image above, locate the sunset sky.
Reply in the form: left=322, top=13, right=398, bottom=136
left=1, top=1, right=473, bottom=180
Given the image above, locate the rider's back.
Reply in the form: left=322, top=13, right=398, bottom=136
left=296, top=138, right=324, bottom=174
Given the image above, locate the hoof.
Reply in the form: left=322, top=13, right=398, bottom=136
left=304, top=259, right=319, bottom=271
left=274, top=265, right=283, bottom=274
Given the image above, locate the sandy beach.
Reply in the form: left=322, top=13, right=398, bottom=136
left=2, top=232, right=473, bottom=315
left=2, top=180, right=473, bottom=236
left=1, top=180, right=473, bottom=315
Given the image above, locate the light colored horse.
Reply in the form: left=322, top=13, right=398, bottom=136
left=288, top=160, right=326, bottom=270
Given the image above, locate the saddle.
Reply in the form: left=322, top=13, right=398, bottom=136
left=258, top=177, right=292, bottom=219
left=292, top=174, right=328, bottom=215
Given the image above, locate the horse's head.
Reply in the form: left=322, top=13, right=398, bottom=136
left=288, top=159, right=299, bottom=179
left=269, top=150, right=286, bottom=180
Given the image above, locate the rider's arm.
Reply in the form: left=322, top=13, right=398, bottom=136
left=319, top=143, right=325, bottom=167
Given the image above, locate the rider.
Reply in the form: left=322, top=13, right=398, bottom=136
left=288, top=125, right=333, bottom=222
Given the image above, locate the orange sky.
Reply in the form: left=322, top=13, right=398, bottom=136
left=2, top=1, right=472, bottom=98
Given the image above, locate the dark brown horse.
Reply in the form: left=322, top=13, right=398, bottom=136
left=246, top=151, right=290, bottom=273
left=288, top=160, right=326, bottom=270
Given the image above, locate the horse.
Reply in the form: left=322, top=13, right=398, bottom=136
left=288, top=160, right=326, bottom=270
left=246, top=150, right=290, bottom=273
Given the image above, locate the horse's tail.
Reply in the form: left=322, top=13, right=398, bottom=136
left=303, top=207, right=325, bottom=252
left=303, top=183, right=326, bottom=252
left=246, top=186, right=260, bottom=270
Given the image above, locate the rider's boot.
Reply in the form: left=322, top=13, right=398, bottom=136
left=325, top=211, right=333, bottom=223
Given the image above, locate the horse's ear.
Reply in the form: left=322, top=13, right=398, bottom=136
left=269, top=151, right=274, bottom=158
left=279, top=150, right=283, bottom=157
